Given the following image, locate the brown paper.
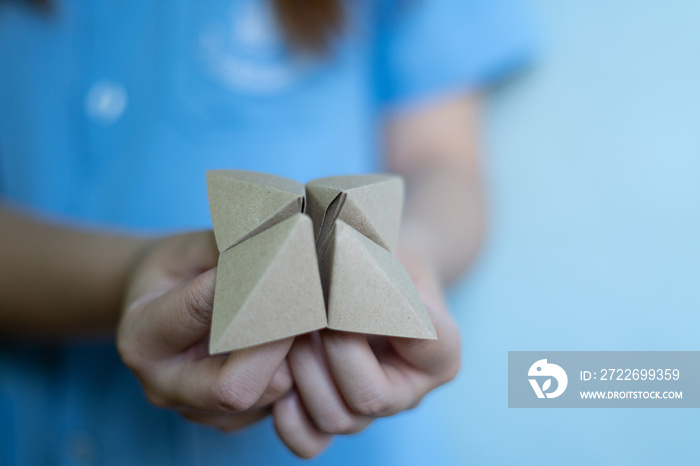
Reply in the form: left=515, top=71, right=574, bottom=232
left=207, top=170, right=436, bottom=355
left=207, top=170, right=304, bottom=252
left=305, top=174, right=404, bottom=253
left=323, top=220, right=437, bottom=339
left=209, top=214, right=327, bottom=354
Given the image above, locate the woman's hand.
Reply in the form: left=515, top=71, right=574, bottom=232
left=273, top=245, right=462, bottom=458
left=117, top=231, right=293, bottom=432
left=116, top=230, right=461, bottom=456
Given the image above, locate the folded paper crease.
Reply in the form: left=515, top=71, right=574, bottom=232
left=207, top=170, right=304, bottom=252
left=210, top=214, right=327, bottom=354
left=324, top=221, right=437, bottom=339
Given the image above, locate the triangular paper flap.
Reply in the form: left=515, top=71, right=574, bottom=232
left=210, top=214, right=327, bottom=354
left=305, top=174, right=404, bottom=252
left=324, top=220, right=437, bottom=340
left=207, top=170, right=305, bottom=252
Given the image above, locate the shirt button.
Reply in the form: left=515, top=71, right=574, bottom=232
left=85, top=80, right=128, bottom=124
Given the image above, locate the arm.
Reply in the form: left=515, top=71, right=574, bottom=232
left=275, top=92, right=484, bottom=457
left=0, top=206, right=293, bottom=432
left=386, top=93, right=485, bottom=285
left=0, top=207, right=149, bottom=336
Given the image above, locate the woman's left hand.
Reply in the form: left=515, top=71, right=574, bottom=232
left=272, top=246, right=462, bottom=458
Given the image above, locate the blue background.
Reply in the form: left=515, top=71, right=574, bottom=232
left=346, top=1, right=700, bottom=464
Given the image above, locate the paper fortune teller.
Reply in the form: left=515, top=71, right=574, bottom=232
left=207, top=170, right=437, bottom=354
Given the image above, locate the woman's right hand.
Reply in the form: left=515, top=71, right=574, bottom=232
left=116, top=231, right=294, bottom=432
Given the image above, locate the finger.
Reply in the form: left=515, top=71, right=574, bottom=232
left=176, top=230, right=219, bottom=276
left=151, top=338, right=293, bottom=412
left=181, top=406, right=271, bottom=433
left=273, top=390, right=332, bottom=459
left=321, top=330, right=431, bottom=417
left=126, top=230, right=219, bottom=303
left=288, top=333, right=373, bottom=434
left=389, top=302, right=461, bottom=381
left=254, top=359, right=294, bottom=407
left=130, top=268, right=217, bottom=358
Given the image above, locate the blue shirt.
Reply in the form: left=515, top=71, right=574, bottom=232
left=0, top=0, right=534, bottom=464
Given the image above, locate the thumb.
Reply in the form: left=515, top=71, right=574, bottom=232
left=170, top=230, right=220, bottom=278
left=123, top=230, right=219, bottom=309
left=125, top=267, right=217, bottom=359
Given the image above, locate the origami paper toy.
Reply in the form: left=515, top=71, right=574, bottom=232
left=207, top=170, right=437, bottom=355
